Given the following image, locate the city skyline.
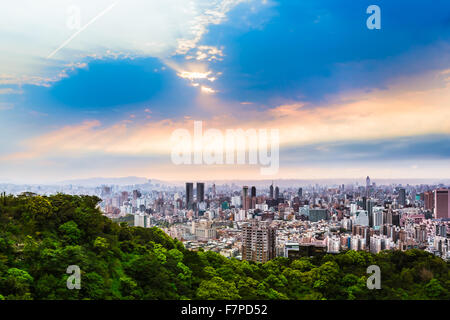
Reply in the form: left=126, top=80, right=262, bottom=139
left=94, top=178, right=450, bottom=263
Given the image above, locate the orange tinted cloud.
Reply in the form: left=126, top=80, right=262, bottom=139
left=2, top=69, right=450, bottom=166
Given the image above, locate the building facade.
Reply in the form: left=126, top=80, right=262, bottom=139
left=242, top=221, right=276, bottom=263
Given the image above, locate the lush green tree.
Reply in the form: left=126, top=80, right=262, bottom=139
left=425, top=278, right=447, bottom=299
left=196, top=276, right=240, bottom=300
left=0, top=268, right=34, bottom=299
left=59, top=221, right=82, bottom=244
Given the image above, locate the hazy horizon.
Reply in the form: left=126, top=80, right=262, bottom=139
left=2, top=175, right=450, bottom=188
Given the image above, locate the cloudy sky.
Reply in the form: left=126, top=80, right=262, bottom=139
left=0, top=0, right=450, bottom=183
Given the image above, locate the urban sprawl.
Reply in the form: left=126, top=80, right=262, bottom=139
left=4, top=177, right=449, bottom=262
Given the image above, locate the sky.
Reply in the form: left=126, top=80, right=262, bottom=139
left=1, top=0, right=450, bottom=184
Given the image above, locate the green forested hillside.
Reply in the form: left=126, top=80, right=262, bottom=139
left=0, top=193, right=448, bottom=300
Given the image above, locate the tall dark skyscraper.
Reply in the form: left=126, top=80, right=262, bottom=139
left=251, top=186, right=256, bottom=198
left=196, top=182, right=205, bottom=203
left=366, top=176, right=371, bottom=196
left=298, top=188, right=303, bottom=198
left=101, top=186, right=112, bottom=198
left=269, top=183, right=274, bottom=199
left=186, top=182, right=194, bottom=210
left=242, top=186, right=249, bottom=211
left=367, top=199, right=374, bottom=227
left=398, top=188, right=406, bottom=206
left=362, top=196, right=367, bottom=210
left=275, top=186, right=280, bottom=199
left=132, top=189, right=141, bottom=200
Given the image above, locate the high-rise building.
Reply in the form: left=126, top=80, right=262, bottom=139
left=366, top=176, right=371, bottom=196
left=414, top=225, right=427, bottom=243
left=250, top=186, right=257, bottom=209
left=435, top=189, right=450, bottom=219
left=269, top=183, right=274, bottom=199
left=298, top=188, right=303, bottom=198
left=309, top=209, right=328, bottom=222
left=436, top=223, right=447, bottom=237
left=275, top=186, right=280, bottom=199
left=361, top=196, right=367, bottom=210
left=354, top=210, right=369, bottom=226
left=366, top=199, right=374, bottom=226
left=186, top=182, right=194, bottom=210
left=101, top=186, right=112, bottom=198
left=132, top=189, right=142, bottom=200
left=134, top=213, right=150, bottom=228
left=392, top=213, right=400, bottom=226
left=385, top=210, right=393, bottom=225
left=231, top=196, right=241, bottom=207
left=242, top=221, right=276, bottom=263
left=196, top=182, right=205, bottom=203
left=242, top=186, right=249, bottom=211
left=120, top=191, right=129, bottom=206
left=424, top=191, right=435, bottom=211
left=398, top=188, right=406, bottom=206
left=372, top=209, right=383, bottom=228
left=194, top=220, right=217, bottom=241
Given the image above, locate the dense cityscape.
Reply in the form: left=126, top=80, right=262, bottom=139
left=4, top=177, right=448, bottom=263
left=106, top=178, right=450, bottom=262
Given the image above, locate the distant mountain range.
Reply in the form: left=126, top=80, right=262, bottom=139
left=60, top=177, right=450, bottom=188
left=58, top=176, right=151, bottom=186
left=2, top=176, right=450, bottom=188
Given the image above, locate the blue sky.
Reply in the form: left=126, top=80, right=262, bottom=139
left=211, top=0, right=450, bottom=104
left=1, top=0, right=450, bottom=183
